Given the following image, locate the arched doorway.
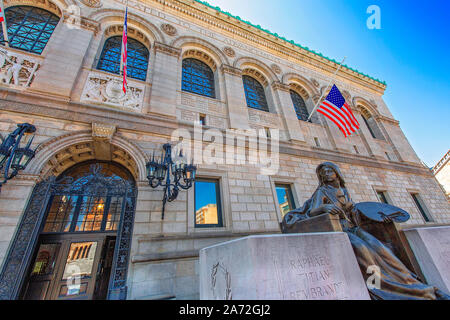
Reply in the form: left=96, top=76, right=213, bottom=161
left=8, top=161, right=136, bottom=300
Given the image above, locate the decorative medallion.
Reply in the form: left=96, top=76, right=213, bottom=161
left=79, top=0, right=103, bottom=8
left=311, top=78, right=320, bottom=88
left=271, top=64, right=281, bottom=74
left=223, top=47, right=236, bottom=58
left=161, top=23, right=177, bottom=36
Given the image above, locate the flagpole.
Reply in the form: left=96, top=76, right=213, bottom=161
left=0, top=0, right=9, bottom=47
left=307, top=56, right=347, bottom=122
left=119, top=0, right=128, bottom=76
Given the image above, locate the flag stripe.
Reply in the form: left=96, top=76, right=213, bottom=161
left=122, top=8, right=128, bottom=94
left=322, top=101, right=356, bottom=133
left=343, top=103, right=360, bottom=127
left=341, top=104, right=359, bottom=129
left=318, top=109, right=347, bottom=137
left=332, top=101, right=359, bottom=130
left=319, top=103, right=352, bottom=135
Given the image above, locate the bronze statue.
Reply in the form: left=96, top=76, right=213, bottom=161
left=282, top=162, right=449, bottom=300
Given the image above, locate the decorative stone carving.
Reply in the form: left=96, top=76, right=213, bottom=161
left=242, top=68, right=268, bottom=86
left=183, top=49, right=217, bottom=71
left=271, top=64, right=281, bottom=74
left=62, top=13, right=100, bottom=34
left=79, top=0, right=102, bottom=8
left=161, top=23, right=177, bottom=36
left=0, top=48, right=40, bottom=88
left=223, top=46, right=236, bottom=58
left=81, top=71, right=145, bottom=112
left=92, top=122, right=116, bottom=141
left=311, top=78, right=320, bottom=88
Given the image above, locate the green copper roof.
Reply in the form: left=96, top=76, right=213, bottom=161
left=194, top=0, right=387, bottom=86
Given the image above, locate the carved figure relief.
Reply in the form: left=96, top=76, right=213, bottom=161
left=0, top=48, right=40, bottom=87
left=81, top=72, right=145, bottom=111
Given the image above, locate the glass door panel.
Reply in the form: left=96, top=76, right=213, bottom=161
left=23, top=242, right=62, bottom=300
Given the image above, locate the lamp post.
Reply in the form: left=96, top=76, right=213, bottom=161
left=146, top=143, right=196, bottom=220
left=0, top=123, right=37, bottom=193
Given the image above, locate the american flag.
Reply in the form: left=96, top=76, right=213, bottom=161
left=317, top=84, right=360, bottom=137
left=121, top=7, right=128, bottom=94
left=0, top=7, right=4, bottom=23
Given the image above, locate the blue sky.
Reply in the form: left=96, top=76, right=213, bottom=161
left=203, top=0, right=449, bottom=167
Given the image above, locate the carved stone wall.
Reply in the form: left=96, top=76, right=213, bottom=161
left=80, top=71, right=146, bottom=112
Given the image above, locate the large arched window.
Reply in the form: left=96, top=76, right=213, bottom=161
left=0, top=6, right=60, bottom=54
left=290, top=90, right=310, bottom=121
left=182, top=58, right=216, bottom=98
left=97, top=36, right=149, bottom=81
left=360, top=108, right=384, bottom=140
left=243, top=75, right=269, bottom=112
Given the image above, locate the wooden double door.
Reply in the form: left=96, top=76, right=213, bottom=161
left=21, top=233, right=116, bottom=300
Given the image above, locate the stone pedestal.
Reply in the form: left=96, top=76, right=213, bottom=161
left=403, top=226, right=450, bottom=294
left=199, top=233, right=370, bottom=300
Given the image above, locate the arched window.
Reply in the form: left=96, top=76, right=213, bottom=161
left=360, top=109, right=384, bottom=140
left=0, top=6, right=60, bottom=54
left=290, top=90, right=310, bottom=121
left=97, top=36, right=149, bottom=81
left=182, top=58, right=216, bottom=98
left=243, top=75, right=269, bottom=112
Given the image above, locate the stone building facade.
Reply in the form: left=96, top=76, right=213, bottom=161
left=0, top=0, right=448, bottom=300
left=433, top=150, right=450, bottom=199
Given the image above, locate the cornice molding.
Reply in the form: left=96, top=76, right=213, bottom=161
left=154, top=0, right=386, bottom=93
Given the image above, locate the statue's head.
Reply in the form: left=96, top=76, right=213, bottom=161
left=316, top=162, right=346, bottom=188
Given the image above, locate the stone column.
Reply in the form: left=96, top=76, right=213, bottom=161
left=30, top=15, right=99, bottom=98
left=221, top=65, right=250, bottom=130
left=271, top=82, right=306, bottom=143
left=147, top=42, right=181, bottom=118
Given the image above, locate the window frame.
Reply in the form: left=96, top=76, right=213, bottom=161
left=96, top=35, right=149, bottom=81
left=289, top=89, right=310, bottom=121
left=242, top=75, right=270, bottom=112
left=0, top=5, right=60, bottom=55
left=181, top=57, right=216, bottom=99
left=410, top=193, right=433, bottom=223
left=274, top=183, right=296, bottom=219
left=193, top=177, right=224, bottom=229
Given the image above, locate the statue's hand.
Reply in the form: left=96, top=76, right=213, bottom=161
left=323, top=204, right=345, bottom=216
left=345, top=201, right=355, bottom=212
left=382, top=215, right=393, bottom=224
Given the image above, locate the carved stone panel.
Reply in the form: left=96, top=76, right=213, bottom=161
left=200, top=234, right=371, bottom=300
left=0, top=48, right=41, bottom=88
left=81, top=71, right=145, bottom=112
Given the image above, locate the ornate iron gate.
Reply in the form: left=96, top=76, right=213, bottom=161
left=0, top=164, right=137, bottom=300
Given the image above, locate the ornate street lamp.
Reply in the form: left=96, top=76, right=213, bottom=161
left=146, top=143, right=196, bottom=219
left=0, top=123, right=38, bottom=193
